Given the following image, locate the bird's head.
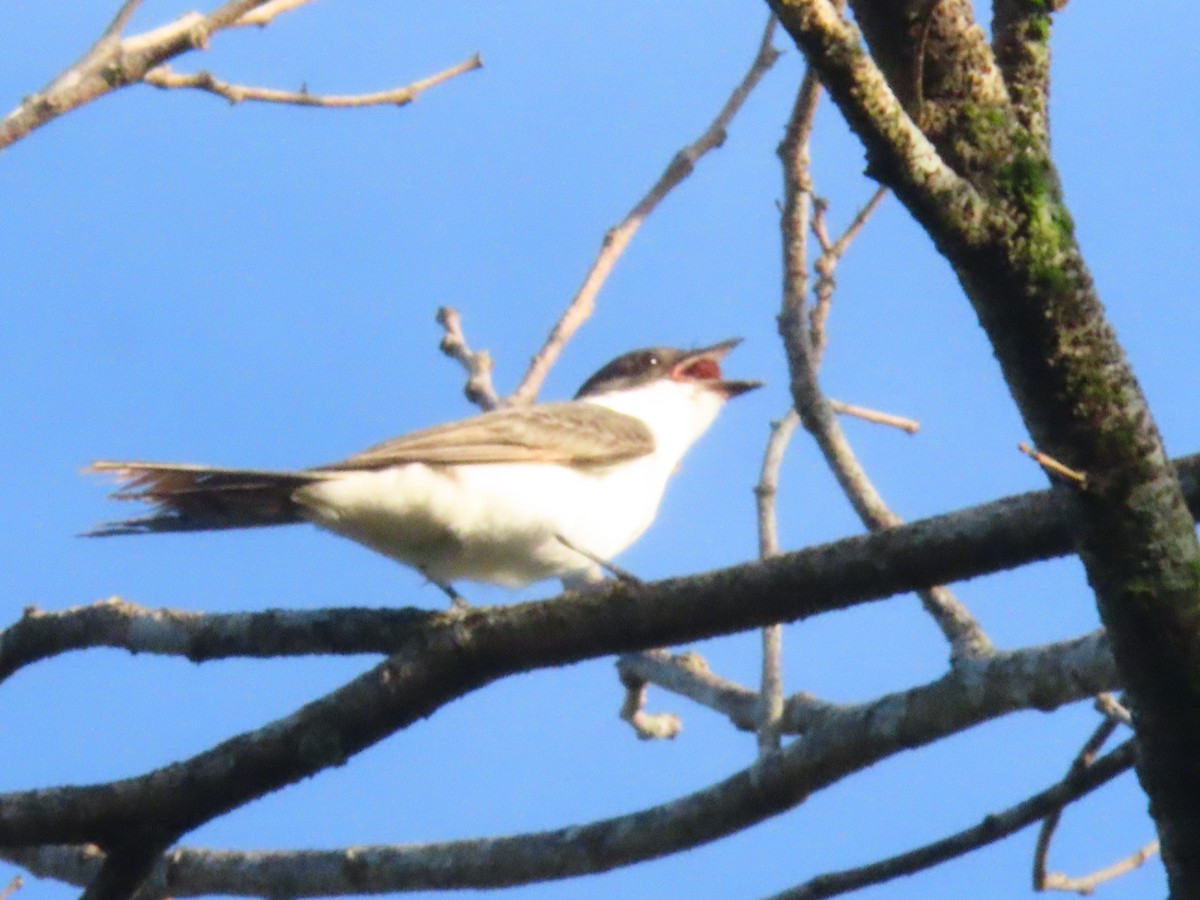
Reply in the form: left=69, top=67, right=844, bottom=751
left=574, top=338, right=762, bottom=401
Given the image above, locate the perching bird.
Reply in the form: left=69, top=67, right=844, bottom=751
left=87, top=339, right=760, bottom=593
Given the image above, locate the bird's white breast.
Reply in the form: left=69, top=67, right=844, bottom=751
left=293, top=380, right=725, bottom=587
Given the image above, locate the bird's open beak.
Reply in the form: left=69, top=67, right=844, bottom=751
left=671, top=338, right=763, bottom=398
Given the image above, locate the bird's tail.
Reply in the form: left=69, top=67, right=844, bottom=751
left=84, top=461, right=323, bottom=536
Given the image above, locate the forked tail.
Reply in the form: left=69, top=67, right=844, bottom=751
left=85, top=461, right=322, bottom=536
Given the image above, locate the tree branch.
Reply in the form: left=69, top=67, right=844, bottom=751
left=771, top=0, right=1200, bottom=887
left=809, top=186, right=888, bottom=363
left=755, top=408, right=801, bottom=753
left=232, top=0, right=315, bottom=28
left=827, top=399, right=919, bottom=434
left=508, top=15, right=782, bottom=405
left=774, top=43, right=992, bottom=664
left=0, top=476, right=1129, bottom=853
left=1032, top=709, right=1159, bottom=894
left=769, top=739, right=1136, bottom=899
left=142, top=54, right=482, bottom=109
left=435, top=306, right=500, bottom=410
left=0, top=599, right=430, bottom=683
left=7, top=451, right=1200, bottom=681
left=991, top=0, right=1056, bottom=142
left=1, top=632, right=1116, bottom=896
left=0, top=1, right=474, bottom=152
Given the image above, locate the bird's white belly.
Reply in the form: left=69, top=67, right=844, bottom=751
left=292, top=459, right=668, bottom=587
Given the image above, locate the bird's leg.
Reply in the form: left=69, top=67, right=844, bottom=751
left=426, top=573, right=471, bottom=610
left=555, top=533, right=643, bottom=586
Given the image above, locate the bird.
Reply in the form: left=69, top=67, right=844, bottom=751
left=86, top=339, right=761, bottom=595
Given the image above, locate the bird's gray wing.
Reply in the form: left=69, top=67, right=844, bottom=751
left=320, top=402, right=655, bottom=470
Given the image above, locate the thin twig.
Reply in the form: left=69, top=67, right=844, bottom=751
left=233, top=0, right=315, bottom=27
left=810, top=187, right=888, bottom=365
left=508, top=15, right=782, bottom=404
left=1019, top=442, right=1087, bottom=487
left=755, top=409, right=801, bottom=755
left=769, top=740, right=1137, bottom=900
left=1033, top=714, right=1157, bottom=894
left=435, top=307, right=500, bottom=410
left=1039, top=841, right=1160, bottom=894
left=101, top=0, right=148, bottom=39
left=618, top=649, right=835, bottom=735
left=828, top=399, right=919, bottom=434
left=618, top=670, right=683, bottom=740
left=1094, top=692, right=1132, bottom=726
left=143, top=53, right=482, bottom=108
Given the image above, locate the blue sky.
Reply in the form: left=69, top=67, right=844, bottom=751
left=1, top=2, right=1197, bottom=898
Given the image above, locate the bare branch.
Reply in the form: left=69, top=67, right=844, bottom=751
left=1, top=633, right=1117, bottom=896
left=8, top=452, right=1200, bottom=682
left=775, top=59, right=991, bottom=664
left=769, top=739, right=1136, bottom=900
left=233, top=0, right=315, bottom=27
left=1033, top=713, right=1157, bottom=894
left=755, top=409, right=801, bottom=754
left=809, top=187, right=888, bottom=361
left=755, top=64, right=822, bottom=757
left=618, top=648, right=835, bottom=734
left=757, top=410, right=802, bottom=562
left=0, top=598, right=429, bottom=684
left=828, top=399, right=919, bottom=434
left=1039, top=841, right=1160, bottom=895
left=1094, top=692, right=1132, bottom=726
left=101, top=0, right=148, bottom=40
left=508, top=15, right=782, bottom=404
left=618, top=669, right=683, bottom=740
left=1019, top=441, right=1087, bottom=487
left=142, top=53, right=482, bottom=109
left=0, top=0, right=474, bottom=152
left=435, top=307, right=501, bottom=410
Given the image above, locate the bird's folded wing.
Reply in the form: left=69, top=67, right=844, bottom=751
left=321, top=402, right=655, bottom=470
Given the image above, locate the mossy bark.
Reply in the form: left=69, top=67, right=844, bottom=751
left=769, top=0, right=1200, bottom=889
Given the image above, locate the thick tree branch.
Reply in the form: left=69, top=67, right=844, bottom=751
left=0, top=461, right=1129, bottom=853
left=766, top=1, right=984, bottom=231
left=770, top=0, right=1200, bottom=888
left=6, top=452, right=1200, bottom=681
left=991, top=0, right=1055, bottom=142
left=1, top=632, right=1116, bottom=896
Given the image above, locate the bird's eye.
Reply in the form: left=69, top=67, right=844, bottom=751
left=642, top=352, right=659, bottom=368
